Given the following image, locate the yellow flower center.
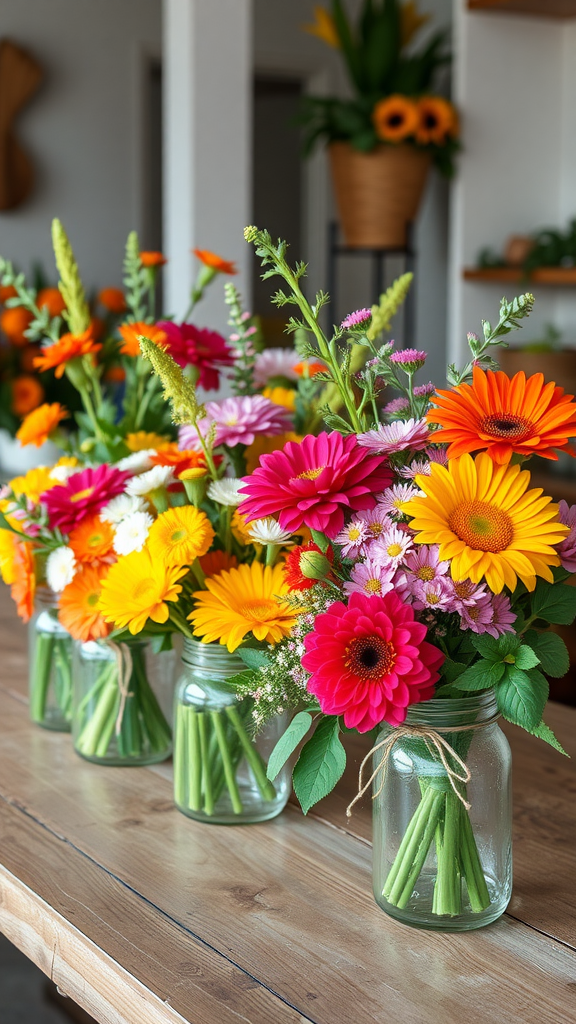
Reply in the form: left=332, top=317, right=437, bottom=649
left=481, top=413, right=532, bottom=441
left=417, top=566, right=436, bottom=581
left=240, top=599, right=278, bottom=621
left=425, top=593, right=440, bottom=605
left=296, top=467, right=324, bottom=481
left=225, top=416, right=238, bottom=426
left=133, top=578, right=157, bottom=600
left=348, top=527, right=361, bottom=541
left=170, top=529, right=187, bottom=543
left=387, top=542, right=403, bottom=557
left=87, top=592, right=100, bottom=607
left=88, top=532, right=105, bottom=549
left=365, top=578, right=382, bottom=595
left=454, top=579, right=475, bottom=599
left=368, top=521, right=384, bottom=536
left=344, top=636, right=395, bottom=680
left=70, top=486, right=95, bottom=503
left=449, top=500, right=513, bottom=553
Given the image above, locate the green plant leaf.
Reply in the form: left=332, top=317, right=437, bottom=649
left=310, top=529, right=330, bottom=553
left=292, top=716, right=346, bottom=814
left=267, top=711, right=313, bottom=781
left=452, top=659, right=506, bottom=691
left=524, top=630, right=570, bottom=678
left=530, top=581, right=576, bottom=625
left=528, top=719, right=568, bottom=756
left=514, top=645, right=540, bottom=671
left=496, top=666, right=548, bottom=730
left=237, top=647, right=270, bottom=670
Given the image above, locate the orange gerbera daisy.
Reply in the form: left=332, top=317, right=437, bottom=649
left=294, top=360, right=326, bottom=378
left=415, top=96, right=457, bottom=145
left=59, top=565, right=112, bottom=642
left=11, top=540, right=35, bottom=622
left=1, top=306, right=33, bottom=346
left=198, top=549, right=238, bottom=577
left=98, top=287, right=126, bottom=314
left=140, top=251, right=167, bottom=268
left=36, top=287, right=66, bottom=317
left=193, top=249, right=237, bottom=275
left=149, top=444, right=208, bottom=476
left=69, top=514, right=115, bottom=565
left=373, top=95, right=420, bottom=143
left=118, top=320, right=168, bottom=357
left=16, top=402, right=68, bottom=447
left=0, top=285, right=18, bottom=303
left=33, top=329, right=102, bottom=378
left=11, top=375, right=44, bottom=417
left=428, top=367, right=576, bottom=464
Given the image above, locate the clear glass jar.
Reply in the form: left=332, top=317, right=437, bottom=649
left=72, top=638, right=172, bottom=765
left=29, top=593, right=73, bottom=731
left=173, top=638, right=291, bottom=824
left=372, top=691, right=512, bottom=931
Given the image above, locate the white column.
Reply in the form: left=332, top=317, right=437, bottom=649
left=163, top=0, right=253, bottom=335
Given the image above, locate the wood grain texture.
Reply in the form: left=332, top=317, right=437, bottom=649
left=0, top=587, right=575, bottom=1023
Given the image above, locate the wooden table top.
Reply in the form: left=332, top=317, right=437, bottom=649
left=0, top=586, right=574, bottom=1024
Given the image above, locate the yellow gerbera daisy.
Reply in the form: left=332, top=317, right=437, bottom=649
left=10, top=467, right=58, bottom=503
left=262, top=386, right=297, bottom=411
left=125, top=430, right=172, bottom=452
left=189, top=561, right=297, bottom=652
left=401, top=452, right=569, bottom=594
left=0, top=528, right=19, bottom=584
left=98, top=548, right=188, bottom=634
left=147, top=505, right=214, bottom=566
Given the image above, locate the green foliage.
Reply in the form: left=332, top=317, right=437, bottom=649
left=123, top=231, right=148, bottom=321
left=139, top=336, right=202, bottom=427
left=523, top=630, right=570, bottom=678
left=530, top=580, right=576, bottom=625
left=447, top=292, right=535, bottom=386
left=51, top=219, right=91, bottom=334
left=267, top=711, right=314, bottom=782
left=292, top=716, right=346, bottom=814
left=367, top=272, right=413, bottom=342
left=528, top=720, right=568, bottom=756
left=495, top=667, right=548, bottom=732
left=237, top=647, right=271, bottom=671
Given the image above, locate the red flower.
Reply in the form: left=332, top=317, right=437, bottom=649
left=302, top=591, right=444, bottom=731
left=283, top=541, right=332, bottom=591
left=157, top=321, right=234, bottom=390
left=41, top=465, right=129, bottom=533
left=239, top=432, right=392, bottom=539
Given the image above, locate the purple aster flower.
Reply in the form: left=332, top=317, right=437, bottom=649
left=358, top=418, right=429, bottom=455
left=377, top=483, right=422, bottom=520
left=389, top=348, right=427, bottom=372
left=412, top=576, right=455, bottom=612
left=371, top=524, right=413, bottom=569
left=179, top=395, right=292, bottom=449
left=557, top=500, right=576, bottom=572
left=335, top=518, right=370, bottom=558
left=451, top=578, right=489, bottom=611
left=341, top=308, right=372, bottom=330
left=383, top=396, right=411, bottom=416
left=483, top=593, right=516, bottom=638
left=459, top=594, right=495, bottom=634
left=402, top=545, right=450, bottom=583
left=353, top=506, right=391, bottom=545
left=400, top=448, right=448, bottom=479
left=413, top=382, right=436, bottom=397
left=253, top=348, right=300, bottom=386
left=343, top=557, right=395, bottom=598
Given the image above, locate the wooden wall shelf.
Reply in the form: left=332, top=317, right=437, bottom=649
left=464, top=266, right=576, bottom=285
left=468, top=0, right=576, bottom=17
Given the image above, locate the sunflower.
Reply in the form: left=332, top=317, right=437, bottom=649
left=59, top=565, right=111, bottom=642
left=125, top=430, right=172, bottom=452
left=16, top=402, right=67, bottom=447
left=189, top=561, right=297, bottom=651
left=373, top=94, right=420, bottom=143
left=118, top=321, right=168, bottom=357
left=147, top=506, right=214, bottom=566
left=68, top=514, right=115, bottom=565
left=33, top=329, right=102, bottom=378
left=193, top=249, right=237, bottom=275
left=98, top=548, right=188, bottom=634
left=401, top=452, right=569, bottom=593
left=415, top=96, right=457, bottom=145
left=428, top=366, right=576, bottom=464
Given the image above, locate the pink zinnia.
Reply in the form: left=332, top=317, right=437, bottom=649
left=238, top=431, right=392, bottom=539
left=389, top=348, right=427, bottom=371
left=41, top=465, right=129, bottom=533
left=557, top=500, right=576, bottom=572
left=358, top=418, right=429, bottom=455
left=341, top=308, right=372, bottom=330
left=157, top=321, right=234, bottom=390
left=302, top=591, right=444, bottom=731
left=180, top=395, right=292, bottom=450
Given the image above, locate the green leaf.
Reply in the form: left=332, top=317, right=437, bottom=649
left=496, top=666, right=548, bottom=730
left=528, top=719, right=568, bottom=756
left=514, top=645, right=540, bottom=671
left=292, top=717, right=346, bottom=814
left=237, top=647, right=270, bottom=670
left=470, top=635, right=501, bottom=661
left=267, top=711, right=313, bottom=781
left=452, top=659, right=506, bottom=691
left=524, top=630, right=570, bottom=678
left=440, top=660, right=468, bottom=684
left=310, top=529, right=329, bottom=553
left=531, top=581, right=576, bottom=625
left=149, top=633, right=173, bottom=654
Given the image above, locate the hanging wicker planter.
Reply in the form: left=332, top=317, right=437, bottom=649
left=329, top=142, right=432, bottom=249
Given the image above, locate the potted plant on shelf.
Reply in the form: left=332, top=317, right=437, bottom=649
left=302, top=0, right=459, bottom=247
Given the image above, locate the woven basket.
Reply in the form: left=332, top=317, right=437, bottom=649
left=329, top=142, right=431, bottom=249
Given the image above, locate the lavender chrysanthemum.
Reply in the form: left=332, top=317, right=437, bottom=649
left=180, top=395, right=292, bottom=449
left=343, top=557, right=395, bottom=598
left=358, top=418, right=429, bottom=455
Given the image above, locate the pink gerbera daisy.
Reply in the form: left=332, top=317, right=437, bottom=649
left=41, top=465, right=129, bottom=533
left=238, top=431, right=392, bottom=539
left=302, top=590, right=444, bottom=731
left=343, top=558, right=395, bottom=599
left=180, top=395, right=292, bottom=450
left=157, top=321, right=234, bottom=390
left=358, top=418, right=429, bottom=455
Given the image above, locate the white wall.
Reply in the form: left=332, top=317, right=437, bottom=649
left=0, top=0, right=161, bottom=291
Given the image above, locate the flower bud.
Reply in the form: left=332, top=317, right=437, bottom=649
left=299, top=549, right=331, bottom=581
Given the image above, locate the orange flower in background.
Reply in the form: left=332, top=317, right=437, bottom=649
left=16, top=402, right=67, bottom=448
left=20, top=344, right=41, bottom=373
left=98, top=287, right=127, bottom=314
left=193, top=249, right=237, bottom=275
left=150, top=444, right=208, bottom=476
left=428, top=367, right=576, bottom=464
left=104, top=365, right=126, bottom=384
left=59, top=565, right=112, bottom=642
left=1, top=306, right=33, bottom=346
left=11, top=375, right=44, bottom=417
left=294, top=361, right=326, bottom=379
left=302, top=6, right=340, bottom=48
left=373, top=95, right=420, bottom=143
left=90, top=316, right=105, bottom=341
left=198, top=549, right=238, bottom=577
left=0, top=285, right=18, bottom=303
left=36, top=287, right=66, bottom=318
left=118, top=320, right=168, bottom=357
left=125, top=430, right=172, bottom=452
left=401, top=1, right=430, bottom=46
left=11, top=540, right=35, bottom=622
left=140, top=251, right=167, bottom=268
left=33, top=329, right=102, bottom=378
left=69, top=514, right=115, bottom=565
left=416, top=96, right=457, bottom=145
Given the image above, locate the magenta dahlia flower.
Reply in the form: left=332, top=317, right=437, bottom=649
left=238, top=431, right=393, bottom=538
left=41, top=465, right=129, bottom=533
left=358, top=418, right=429, bottom=455
left=157, top=321, right=233, bottom=390
left=180, top=394, right=292, bottom=450
left=302, top=591, right=444, bottom=731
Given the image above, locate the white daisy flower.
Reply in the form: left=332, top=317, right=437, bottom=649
left=49, top=464, right=79, bottom=484
left=100, top=493, right=148, bottom=524
left=248, top=518, right=293, bottom=546
left=113, top=511, right=154, bottom=555
left=46, top=546, right=77, bottom=593
left=207, top=478, right=246, bottom=507
left=126, top=465, right=175, bottom=495
left=116, top=449, right=156, bottom=474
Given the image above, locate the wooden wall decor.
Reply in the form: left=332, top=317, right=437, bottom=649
left=0, top=39, right=43, bottom=211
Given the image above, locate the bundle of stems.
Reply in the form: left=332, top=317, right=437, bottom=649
left=30, top=629, right=73, bottom=728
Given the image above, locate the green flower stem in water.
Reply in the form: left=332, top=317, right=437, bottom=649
left=30, top=632, right=56, bottom=723
left=30, top=631, right=73, bottom=726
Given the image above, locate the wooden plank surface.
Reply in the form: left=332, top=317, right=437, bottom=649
left=0, top=587, right=575, bottom=1024
left=463, top=266, right=576, bottom=284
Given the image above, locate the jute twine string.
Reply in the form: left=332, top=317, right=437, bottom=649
left=107, top=641, right=134, bottom=737
left=346, top=715, right=501, bottom=818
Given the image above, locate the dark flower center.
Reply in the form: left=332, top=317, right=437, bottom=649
left=345, top=635, right=395, bottom=681
left=481, top=413, right=532, bottom=441
left=388, top=113, right=404, bottom=127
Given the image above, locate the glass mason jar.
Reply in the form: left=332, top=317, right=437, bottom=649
left=29, top=592, right=73, bottom=731
left=72, top=638, right=172, bottom=765
left=173, top=638, right=291, bottom=824
left=372, top=691, right=512, bottom=931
